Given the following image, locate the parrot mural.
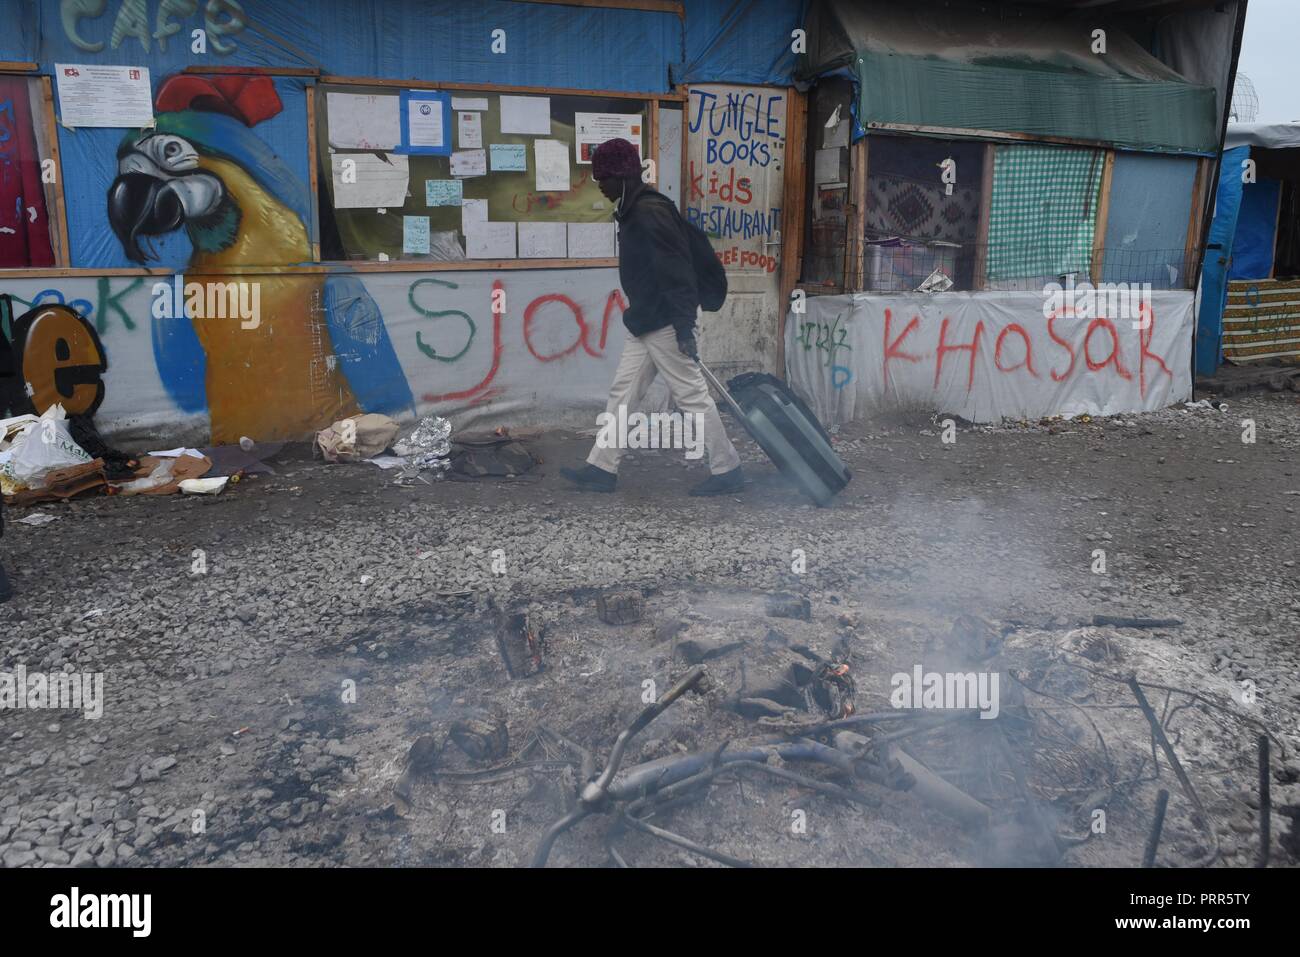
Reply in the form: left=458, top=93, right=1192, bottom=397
left=106, top=75, right=413, bottom=443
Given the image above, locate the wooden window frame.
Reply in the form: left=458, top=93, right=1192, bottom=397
left=0, top=69, right=71, bottom=270
left=314, top=76, right=684, bottom=271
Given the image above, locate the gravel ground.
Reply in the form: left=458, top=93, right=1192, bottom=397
left=1, top=393, right=1298, bottom=868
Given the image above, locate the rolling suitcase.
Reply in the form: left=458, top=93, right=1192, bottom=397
left=697, top=362, right=851, bottom=507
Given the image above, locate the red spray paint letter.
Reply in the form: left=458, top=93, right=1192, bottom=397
left=882, top=308, right=922, bottom=388
left=934, top=318, right=984, bottom=391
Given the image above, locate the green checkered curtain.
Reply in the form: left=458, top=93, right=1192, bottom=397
left=986, top=145, right=1104, bottom=281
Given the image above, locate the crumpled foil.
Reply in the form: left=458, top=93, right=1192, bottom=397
left=391, top=415, right=452, bottom=482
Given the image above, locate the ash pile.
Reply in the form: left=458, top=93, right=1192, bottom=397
left=383, top=590, right=1292, bottom=868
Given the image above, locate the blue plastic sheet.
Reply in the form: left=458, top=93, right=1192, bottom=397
left=680, top=0, right=808, bottom=86
left=1196, top=146, right=1249, bottom=375
left=1229, top=178, right=1282, bottom=281
left=11, top=1, right=678, bottom=94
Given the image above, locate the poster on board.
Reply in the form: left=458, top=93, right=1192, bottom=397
left=575, top=112, right=642, bottom=163
left=55, top=65, right=154, bottom=128
left=400, top=90, right=452, bottom=155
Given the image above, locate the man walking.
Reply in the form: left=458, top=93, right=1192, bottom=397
left=560, top=137, right=744, bottom=496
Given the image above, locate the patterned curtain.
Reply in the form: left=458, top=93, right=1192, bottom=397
left=865, top=173, right=981, bottom=243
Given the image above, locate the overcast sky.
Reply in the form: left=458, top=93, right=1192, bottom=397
left=1236, top=0, right=1298, bottom=123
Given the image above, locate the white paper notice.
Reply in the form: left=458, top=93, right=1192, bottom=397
left=815, top=148, right=841, bottom=185
left=461, top=198, right=488, bottom=232
left=566, top=222, right=617, bottom=259
left=500, top=95, right=551, bottom=135
left=331, top=154, right=410, bottom=208
left=574, top=112, right=643, bottom=164
left=450, top=149, right=487, bottom=177
left=406, top=98, right=445, bottom=150
left=457, top=112, right=482, bottom=149
left=327, top=92, right=401, bottom=150
left=534, top=139, right=570, bottom=192
left=55, top=65, right=154, bottom=128
left=518, top=222, right=567, bottom=259
left=452, top=96, right=489, bottom=112
left=464, top=222, right=517, bottom=259
left=823, top=118, right=848, bottom=150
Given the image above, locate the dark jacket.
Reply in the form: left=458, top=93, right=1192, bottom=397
left=614, top=185, right=698, bottom=340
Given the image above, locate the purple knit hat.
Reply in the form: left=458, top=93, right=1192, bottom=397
left=591, top=137, right=641, bottom=180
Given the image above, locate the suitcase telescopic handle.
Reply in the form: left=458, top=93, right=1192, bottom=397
left=695, top=360, right=746, bottom=418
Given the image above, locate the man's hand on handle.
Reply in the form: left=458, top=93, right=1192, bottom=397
left=677, top=335, right=699, bottom=361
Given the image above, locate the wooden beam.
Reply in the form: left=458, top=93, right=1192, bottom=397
left=777, top=87, right=808, bottom=380
left=38, top=77, right=71, bottom=268
left=1269, top=179, right=1283, bottom=280
left=647, top=100, right=659, bottom=187
left=305, top=85, right=321, bottom=262
left=1184, top=157, right=1209, bottom=288
left=0, top=260, right=622, bottom=279
left=322, top=75, right=684, bottom=102
left=849, top=138, right=868, bottom=291
left=973, top=143, right=995, bottom=291
left=183, top=65, right=320, bottom=77
left=866, top=120, right=1184, bottom=155
left=1090, top=150, right=1115, bottom=283
left=0, top=62, right=39, bottom=74
left=680, top=84, right=690, bottom=212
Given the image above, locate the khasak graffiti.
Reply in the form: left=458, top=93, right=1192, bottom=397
left=788, top=291, right=1195, bottom=426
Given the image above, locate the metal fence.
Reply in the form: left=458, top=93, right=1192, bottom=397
left=800, top=234, right=1198, bottom=294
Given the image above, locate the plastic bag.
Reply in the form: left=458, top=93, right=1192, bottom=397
left=0, top=407, right=92, bottom=492
left=114, top=458, right=176, bottom=496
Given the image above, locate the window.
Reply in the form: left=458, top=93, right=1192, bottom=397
left=863, top=134, right=986, bottom=292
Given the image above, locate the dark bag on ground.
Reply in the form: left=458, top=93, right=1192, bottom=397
left=701, top=367, right=851, bottom=507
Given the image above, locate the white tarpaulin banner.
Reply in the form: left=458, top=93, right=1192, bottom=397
left=787, top=291, right=1194, bottom=424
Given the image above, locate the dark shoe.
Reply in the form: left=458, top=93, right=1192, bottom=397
left=0, top=562, right=12, bottom=603
left=689, top=466, right=745, bottom=496
left=560, top=464, right=617, bottom=493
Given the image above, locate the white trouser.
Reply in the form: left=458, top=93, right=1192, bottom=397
left=587, top=325, right=741, bottom=476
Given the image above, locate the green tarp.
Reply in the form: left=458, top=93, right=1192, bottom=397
left=804, top=0, right=1219, bottom=155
